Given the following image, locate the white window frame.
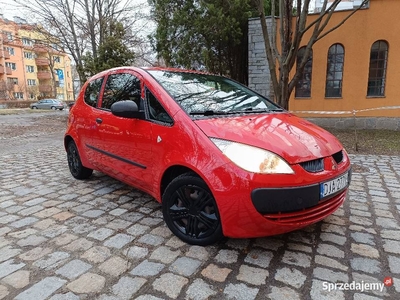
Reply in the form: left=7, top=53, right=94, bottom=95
left=26, top=65, right=35, bottom=73
left=27, top=79, right=36, bottom=86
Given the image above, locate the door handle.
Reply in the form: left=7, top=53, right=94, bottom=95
left=96, top=118, right=103, bottom=124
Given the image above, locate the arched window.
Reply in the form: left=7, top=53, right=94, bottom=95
left=367, top=40, right=388, bottom=97
left=295, top=47, right=313, bottom=98
left=325, top=44, right=344, bottom=98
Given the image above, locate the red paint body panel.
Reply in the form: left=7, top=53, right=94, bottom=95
left=65, top=66, right=351, bottom=239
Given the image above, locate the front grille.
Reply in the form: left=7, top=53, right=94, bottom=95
left=262, top=191, right=346, bottom=225
left=300, top=158, right=324, bottom=173
left=332, top=150, right=344, bottom=164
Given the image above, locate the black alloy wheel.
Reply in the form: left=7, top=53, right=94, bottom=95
left=162, top=173, right=223, bottom=245
left=67, top=141, right=93, bottom=179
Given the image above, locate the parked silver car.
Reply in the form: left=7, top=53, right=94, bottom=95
left=30, top=99, right=65, bottom=110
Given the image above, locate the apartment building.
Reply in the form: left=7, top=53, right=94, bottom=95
left=0, top=16, right=74, bottom=102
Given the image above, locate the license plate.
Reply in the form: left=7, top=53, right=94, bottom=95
left=320, top=172, right=349, bottom=199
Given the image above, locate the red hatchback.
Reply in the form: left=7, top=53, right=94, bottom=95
left=65, top=67, right=351, bottom=245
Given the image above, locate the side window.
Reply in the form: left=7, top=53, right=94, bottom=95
left=146, top=88, right=173, bottom=124
left=102, top=73, right=141, bottom=110
left=84, top=78, right=104, bottom=108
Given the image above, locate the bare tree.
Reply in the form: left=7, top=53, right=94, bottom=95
left=16, top=0, right=153, bottom=84
left=254, top=0, right=369, bottom=109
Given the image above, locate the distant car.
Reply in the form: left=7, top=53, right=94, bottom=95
left=30, top=99, right=65, bottom=110
left=65, top=66, right=352, bottom=245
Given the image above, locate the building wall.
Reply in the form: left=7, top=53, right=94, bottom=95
left=0, top=17, right=74, bottom=102
left=248, top=0, right=400, bottom=118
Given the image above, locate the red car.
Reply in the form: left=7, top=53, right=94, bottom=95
left=65, top=67, right=351, bottom=245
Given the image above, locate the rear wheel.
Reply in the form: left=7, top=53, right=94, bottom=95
left=162, top=173, right=223, bottom=245
left=51, top=106, right=56, bottom=110
left=67, top=141, right=93, bottom=179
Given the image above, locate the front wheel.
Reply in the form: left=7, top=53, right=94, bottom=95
left=67, top=141, right=93, bottom=179
left=32, top=106, right=37, bottom=109
left=162, top=173, right=223, bottom=245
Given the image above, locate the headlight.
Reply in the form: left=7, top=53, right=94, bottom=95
left=210, top=138, right=294, bottom=174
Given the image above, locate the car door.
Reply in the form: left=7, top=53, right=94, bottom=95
left=37, top=100, right=46, bottom=109
left=92, top=71, right=154, bottom=192
left=75, top=77, right=105, bottom=167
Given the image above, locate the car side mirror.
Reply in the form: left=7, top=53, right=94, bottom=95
left=111, top=100, right=144, bottom=119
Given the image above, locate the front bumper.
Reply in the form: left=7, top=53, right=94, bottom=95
left=251, top=169, right=352, bottom=214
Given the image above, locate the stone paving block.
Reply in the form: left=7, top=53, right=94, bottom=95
left=275, top=267, right=307, bottom=288
left=201, top=264, right=232, bottom=282
left=63, top=238, right=93, bottom=251
left=169, top=257, right=201, bottom=276
left=244, top=249, right=273, bottom=268
left=33, top=252, right=70, bottom=270
left=33, top=218, right=56, bottom=230
left=150, top=226, right=173, bottom=238
left=186, top=278, right=217, bottom=300
left=351, top=232, right=375, bottom=245
left=313, top=267, right=349, bottom=283
left=123, top=246, right=149, bottom=260
left=103, top=233, right=133, bottom=249
left=310, top=279, right=344, bottom=300
left=67, top=273, right=106, bottom=294
left=0, top=285, right=9, bottom=299
left=49, top=292, right=80, bottom=300
left=1, top=270, right=30, bottom=289
left=185, top=245, right=210, bottom=261
left=314, top=255, right=348, bottom=271
left=19, top=247, right=52, bottom=261
left=87, top=228, right=115, bottom=241
left=282, top=251, right=312, bottom=268
left=224, top=283, right=259, bottom=300
left=268, top=286, right=301, bottom=300
left=55, top=259, right=92, bottom=279
left=351, top=257, right=381, bottom=274
left=112, top=276, right=147, bottom=299
left=17, top=234, right=48, bottom=247
left=52, top=233, right=78, bottom=246
left=130, top=260, right=164, bottom=277
left=126, top=224, right=150, bottom=236
left=42, top=225, right=68, bottom=238
left=137, top=234, right=164, bottom=246
left=81, top=246, right=111, bottom=263
left=106, top=219, right=132, bottom=230
left=0, top=245, right=21, bottom=262
left=317, top=244, right=345, bottom=258
left=14, top=276, right=66, bottom=300
left=153, top=273, right=188, bottom=299
left=215, top=249, right=239, bottom=264
left=9, top=217, right=38, bottom=228
left=82, top=209, right=105, bottom=218
left=18, top=206, right=43, bottom=216
left=99, top=256, right=130, bottom=277
left=52, top=211, right=75, bottom=221
left=351, top=243, right=380, bottom=258
left=150, top=246, right=181, bottom=264
left=237, top=264, right=268, bottom=285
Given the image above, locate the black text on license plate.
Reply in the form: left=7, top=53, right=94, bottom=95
left=320, top=172, right=348, bottom=199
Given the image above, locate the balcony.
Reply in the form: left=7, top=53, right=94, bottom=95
left=0, top=51, right=10, bottom=59
left=35, top=58, right=50, bottom=66
left=37, top=71, right=52, bottom=80
left=6, top=67, right=12, bottom=75
left=33, top=45, right=48, bottom=53
left=0, top=66, right=4, bottom=74
left=39, top=84, right=53, bottom=93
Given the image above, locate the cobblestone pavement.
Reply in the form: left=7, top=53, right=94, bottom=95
left=0, top=112, right=399, bottom=299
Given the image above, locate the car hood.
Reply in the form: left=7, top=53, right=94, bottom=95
left=194, top=113, right=343, bottom=164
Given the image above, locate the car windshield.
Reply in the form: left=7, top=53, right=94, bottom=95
left=147, top=70, right=281, bottom=116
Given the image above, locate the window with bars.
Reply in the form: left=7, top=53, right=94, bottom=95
left=325, top=44, right=345, bottom=98
left=295, top=47, right=313, bottom=98
left=367, top=40, right=388, bottom=97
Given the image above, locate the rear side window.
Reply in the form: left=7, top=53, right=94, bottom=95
left=102, top=73, right=141, bottom=110
left=84, top=78, right=104, bottom=108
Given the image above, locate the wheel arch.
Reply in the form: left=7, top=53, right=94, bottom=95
left=160, top=165, right=201, bottom=201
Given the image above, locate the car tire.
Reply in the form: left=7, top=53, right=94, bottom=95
left=32, top=106, right=37, bottom=109
left=162, top=173, right=223, bottom=245
left=51, top=106, right=56, bottom=110
left=59, top=108, right=64, bottom=111
left=67, top=141, right=93, bottom=179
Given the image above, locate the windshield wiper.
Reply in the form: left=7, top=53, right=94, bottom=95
left=189, top=110, right=228, bottom=116
left=229, top=108, right=281, bottom=114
